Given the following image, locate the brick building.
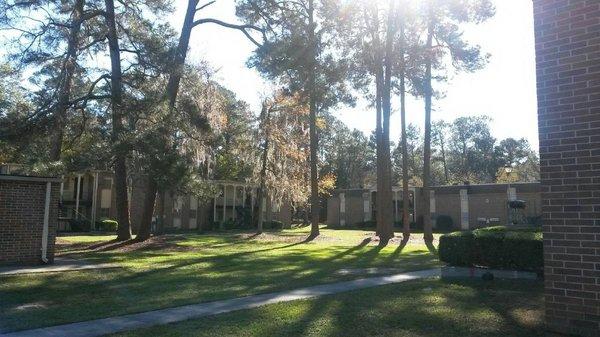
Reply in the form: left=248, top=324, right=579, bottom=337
left=0, top=175, right=61, bottom=265
left=54, top=172, right=292, bottom=232
left=326, top=183, right=542, bottom=230
left=533, top=0, right=600, bottom=335
left=1, top=165, right=292, bottom=233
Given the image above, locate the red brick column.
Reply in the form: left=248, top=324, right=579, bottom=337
left=533, top=0, right=600, bottom=335
left=0, top=176, right=61, bottom=265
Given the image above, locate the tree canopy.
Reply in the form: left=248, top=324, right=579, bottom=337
left=0, top=0, right=538, bottom=243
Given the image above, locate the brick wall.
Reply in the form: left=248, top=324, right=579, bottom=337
left=533, top=0, right=600, bottom=335
left=326, top=183, right=541, bottom=229
left=0, top=176, right=60, bottom=265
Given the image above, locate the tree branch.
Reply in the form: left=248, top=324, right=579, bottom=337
left=196, top=1, right=216, bottom=12
left=192, top=18, right=265, bottom=47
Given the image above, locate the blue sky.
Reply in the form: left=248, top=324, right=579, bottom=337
left=175, top=0, right=539, bottom=149
left=1, top=0, right=538, bottom=149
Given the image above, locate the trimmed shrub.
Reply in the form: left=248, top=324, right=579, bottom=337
left=439, top=226, right=543, bottom=271
left=97, top=219, right=118, bottom=232
left=436, top=215, right=454, bottom=232
left=438, top=231, right=474, bottom=266
left=69, top=219, right=91, bottom=232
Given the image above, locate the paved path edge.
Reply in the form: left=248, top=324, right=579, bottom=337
left=1, top=268, right=440, bottom=337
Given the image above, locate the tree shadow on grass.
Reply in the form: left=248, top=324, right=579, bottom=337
left=383, top=236, right=410, bottom=264
left=322, top=278, right=544, bottom=337
left=425, top=240, right=438, bottom=255
left=75, top=235, right=190, bottom=253
left=1, top=231, right=442, bottom=333
left=94, top=239, right=139, bottom=252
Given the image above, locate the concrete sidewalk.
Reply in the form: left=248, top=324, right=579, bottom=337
left=0, top=268, right=439, bottom=337
left=0, top=258, right=119, bottom=276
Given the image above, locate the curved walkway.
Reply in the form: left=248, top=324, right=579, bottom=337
left=1, top=269, right=439, bottom=337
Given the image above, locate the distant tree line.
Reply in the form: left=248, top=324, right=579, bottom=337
left=320, top=114, right=539, bottom=190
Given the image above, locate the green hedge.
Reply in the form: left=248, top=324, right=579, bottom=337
left=96, top=219, right=118, bottom=232
left=69, top=219, right=91, bottom=232
left=439, top=226, right=543, bottom=271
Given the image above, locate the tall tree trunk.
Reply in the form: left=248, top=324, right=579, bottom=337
left=139, top=179, right=158, bottom=240
left=136, top=177, right=157, bottom=241
left=257, top=105, right=272, bottom=234
left=375, top=64, right=383, bottom=237
left=371, top=3, right=384, bottom=238
left=49, top=0, right=85, bottom=161
left=440, top=138, right=449, bottom=184
left=378, top=0, right=397, bottom=244
left=398, top=11, right=411, bottom=241
left=307, top=0, right=320, bottom=238
left=158, top=191, right=166, bottom=233
left=422, top=5, right=434, bottom=244
left=165, top=0, right=197, bottom=110
left=138, top=0, right=198, bottom=240
left=105, top=0, right=132, bottom=241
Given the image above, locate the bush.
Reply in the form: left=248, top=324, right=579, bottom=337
left=436, top=215, right=454, bottom=232
left=221, top=219, right=236, bottom=230
left=264, top=220, right=284, bottom=230
left=357, top=220, right=377, bottom=229
left=438, top=231, right=474, bottom=266
left=208, top=221, right=219, bottom=231
left=97, top=219, right=118, bottom=232
left=68, top=219, right=91, bottom=232
left=439, top=226, right=543, bottom=271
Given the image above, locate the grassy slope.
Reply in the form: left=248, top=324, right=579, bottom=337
left=0, top=228, right=440, bottom=332
left=111, top=278, right=544, bottom=337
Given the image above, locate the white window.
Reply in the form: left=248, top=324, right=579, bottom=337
left=508, top=187, right=517, bottom=201
left=100, top=189, right=112, bottom=209
left=189, top=217, right=197, bottom=229
left=174, top=196, right=184, bottom=212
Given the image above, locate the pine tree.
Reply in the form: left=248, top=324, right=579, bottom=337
left=418, top=0, right=494, bottom=243
left=136, top=0, right=265, bottom=241
left=236, top=0, right=351, bottom=239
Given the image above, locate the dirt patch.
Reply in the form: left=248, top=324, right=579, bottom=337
left=235, top=232, right=348, bottom=244
left=57, top=235, right=192, bottom=254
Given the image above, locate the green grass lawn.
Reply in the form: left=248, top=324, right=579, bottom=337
left=0, top=227, right=441, bottom=332
left=110, top=278, right=544, bottom=337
